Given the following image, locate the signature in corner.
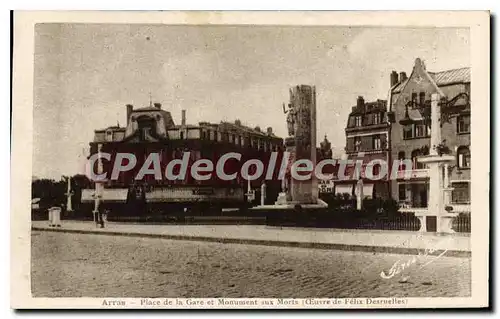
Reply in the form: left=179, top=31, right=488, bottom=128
left=380, top=238, right=452, bottom=280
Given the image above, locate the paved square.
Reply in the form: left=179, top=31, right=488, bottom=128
left=31, top=231, right=470, bottom=298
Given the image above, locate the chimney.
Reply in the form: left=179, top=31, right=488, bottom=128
left=399, top=72, right=408, bottom=82
left=357, top=96, right=365, bottom=112
left=267, top=127, right=273, bottom=135
left=154, top=102, right=161, bottom=109
left=181, top=110, right=186, bottom=126
left=390, top=71, right=399, bottom=87
left=126, top=104, right=133, bottom=124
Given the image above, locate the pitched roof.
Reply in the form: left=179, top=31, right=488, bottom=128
left=392, top=67, right=470, bottom=94
left=428, top=67, right=470, bottom=86
left=391, top=79, right=409, bottom=93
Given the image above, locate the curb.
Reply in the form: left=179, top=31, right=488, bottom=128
left=32, top=227, right=471, bottom=258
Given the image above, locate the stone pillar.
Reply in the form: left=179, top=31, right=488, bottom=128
left=311, top=86, right=319, bottom=202
left=287, top=85, right=318, bottom=204
left=429, top=93, right=444, bottom=231
left=443, top=164, right=450, bottom=205
left=94, top=144, right=104, bottom=225
left=66, top=176, right=73, bottom=212
left=430, top=94, right=442, bottom=156
left=260, top=182, right=267, bottom=206
left=356, top=179, right=364, bottom=210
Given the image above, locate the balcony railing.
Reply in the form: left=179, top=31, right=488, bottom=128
left=396, top=168, right=429, bottom=179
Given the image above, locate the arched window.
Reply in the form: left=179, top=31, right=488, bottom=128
left=457, top=146, right=471, bottom=168
left=137, top=115, right=156, bottom=141
left=411, top=147, right=429, bottom=170
left=411, top=149, right=423, bottom=170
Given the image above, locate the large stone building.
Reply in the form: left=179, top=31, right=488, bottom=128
left=337, top=96, right=391, bottom=199
left=84, top=102, right=284, bottom=213
left=389, top=58, right=471, bottom=208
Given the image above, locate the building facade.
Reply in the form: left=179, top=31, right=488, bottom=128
left=317, top=135, right=335, bottom=194
left=83, top=102, right=284, bottom=213
left=389, top=58, right=471, bottom=208
left=337, top=96, right=391, bottom=199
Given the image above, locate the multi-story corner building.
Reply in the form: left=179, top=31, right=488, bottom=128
left=82, top=102, right=284, bottom=214
left=389, top=58, right=471, bottom=208
left=336, top=96, right=391, bottom=199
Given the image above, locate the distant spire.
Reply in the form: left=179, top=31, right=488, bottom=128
left=149, top=92, right=153, bottom=107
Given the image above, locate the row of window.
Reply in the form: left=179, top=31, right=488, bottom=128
left=397, top=148, right=429, bottom=170
left=403, top=123, right=431, bottom=139
left=352, top=135, right=384, bottom=152
left=411, top=92, right=427, bottom=107
left=402, top=115, right=470, bottom=140
left=200, top=130, right=281, bottom=152
left=352, top=112, right=383, bottom=127
left=398, top=181, right=470, bottom=204
left=397, top=146, right=470, bottom=170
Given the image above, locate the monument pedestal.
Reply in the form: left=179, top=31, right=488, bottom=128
left=414, top=212, right=458, bottom=233
left=417, top=154, right=456, bottom=233
left=283, top=137, right=319, bottom=205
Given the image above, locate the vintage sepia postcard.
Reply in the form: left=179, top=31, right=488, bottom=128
left=11, top=11, right=490, bottom=309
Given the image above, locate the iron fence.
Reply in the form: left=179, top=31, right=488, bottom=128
left=452, top=213, right=471, bottom=233
left=33, top=205, right=471, bottom=233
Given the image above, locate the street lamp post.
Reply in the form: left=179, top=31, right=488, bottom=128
left=65, top=176, right=74, bottom=212
left=94, top=143, right=105, bottom=228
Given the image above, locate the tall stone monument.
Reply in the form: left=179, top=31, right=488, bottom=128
left=281, top=85, right=319, bottom=205
left=414, top=93, right=457, bottom=233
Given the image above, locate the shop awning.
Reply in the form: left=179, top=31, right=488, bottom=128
left=102, top=189, right=128, bottom=202
left=81, top=189, right=95, bottom=202
left=397, top=180, right=429, bottom=185
left=81, top=189, right=128, bottom=203
left=408, top=109, right=424, bottom=121
left=335, top=184, right=353, bottom=195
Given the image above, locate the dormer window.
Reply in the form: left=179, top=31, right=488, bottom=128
left=373, top=113, right=381, bottom=125
left=137, top=115, right=157, bottom=141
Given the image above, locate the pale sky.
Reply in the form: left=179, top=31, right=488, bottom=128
left=33, top=24, right=470, bottom=179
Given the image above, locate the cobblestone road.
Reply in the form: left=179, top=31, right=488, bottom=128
left=31, top=231, right=470, bottom=298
